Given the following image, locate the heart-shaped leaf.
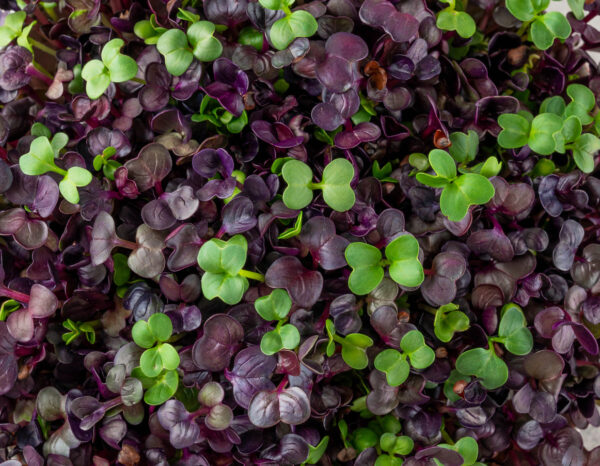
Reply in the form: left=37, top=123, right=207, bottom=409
left=188, top=21, right=223, bottom=62
left=157, top=29, right=194, bottom=77
left=434, top=304, right=470, bottom=343
left=345, top=242, right=384, bottom=295
left=254, top=288, right=292, bottom=321
left=385, top=234, right=424, bottom=288
left=269, top=10, right=318, bottom=50
left=455, top=346, right=508, bottom=390
left=19, top=136, right=58, bottom=176
left=498, top=303, right=533, bottom=355
left=282, top=160, right=314, bottom=210
left=248, top=386, right=311, bottom=427
left=319, top=158, right=355, bottom=212
left=374, top=349, right=410, bottom=386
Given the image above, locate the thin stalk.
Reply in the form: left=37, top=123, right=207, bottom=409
left=26, top=63, right=53, bottom=85
left=441, top=429, right=455, bottom=445
left=131, top=76, right=146, bottom=85
left=114, top=238, right=138, bottom=250
left=0, top=286, right=30, bottom=303
left=238, top=269, right=265, bottom=282
left=29, top=38, right=57, bottom=57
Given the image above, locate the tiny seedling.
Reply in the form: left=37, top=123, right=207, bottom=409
left=505, top=0, right=571, bottom=50
left=282, top=158, right=356, bottom=212
left=197, top=235, right=264, bottom=305
left=436, top=0, right=476, bottom=38
left=20, top=135, right=92, bottom=204
left=325, top=319, right=373, bottom=370
left=416, top=149, right=494, bottom=221
left=259, top=0, right=318, bottom=50
left=374, top=329, right=435, bottom=386
left=255, top=289, right=300, bottom=355
left=456, top=303, right=533, bottom=389
left=345, top=234, right=424, bottom=295
left=81, top=39, right=138, bottom=99
left=131, top=313, right=180, bottom=405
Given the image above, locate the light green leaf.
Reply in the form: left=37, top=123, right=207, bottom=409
left=59, top=178, right=80, bottom=204
left=320, top=158, right=355, bottom=212
left=572, top=133, right=600, bottom=174
left=449, top=130, right=479, bottom=163
left=254, top=288, right=292, bottom=321
left=345, top=242, right=384, bottom=295
left=531, top=12, right=571, bottom=51
left=565, top=83, right=596, bottom=125
left=66, top=167, right=92, bottom=187
left=528, top=112, right=563, bottom=155
left=282, top=159, right=314, bottom=210
left=269, top=10, right=318, bottom=50
left=498, top=113, right=531, bottom=149
left=20, top=136, right=57, bottom=176
left=374, top=349, right=410, bottom=386
left=157, top=28, right=194, bottom=77
left=144, top=369, right=179, bottom=405
left=436, top=9, right=476, bottom=38
left=188, top=20, right=223, bottom=62
left=428, top=149, right=456, bottom=179
left=386, top=235, right=424, bottom=288
left=455, top=346, right=508, bottom=390
left=498, top=303, right=533, bottom=356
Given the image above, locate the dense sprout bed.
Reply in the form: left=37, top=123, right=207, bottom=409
left=2, top=0, right=600, bottom=464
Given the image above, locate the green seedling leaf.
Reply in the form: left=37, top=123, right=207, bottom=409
left=132, top=321, right=156, bottom=349
left=345, top=242, right=384, bottom=295
left=497, top=113, right=531, bottom=149
left=341, top=333, right=373, bottom=370
left=81, top=39, right=138, bottom=99
left=436, top=9, right=476, bottom=39
left=0, top=11, right=26, bottom=47
left=455, top=346, right=508, bottom=390
left=571, top=133, right=600, bottom=174
left=555, top=115, right=583, bottom=153
left=254, top=288, right=292, bottom=321
left=20, top=136, right=59, bottom=176
left=409, top=153, right=429, bottom=171
left=259, top=0, right=290, bottom=9
left=133, top=15, right=167, bottom=44
left=188, top=20, right=223, bottom=62
left=372, top=161, right=396, bottom=182
left=148, top=313, right=173, bottom=342
left=319, top=158, right=355, bottom=212
left=197, top=235, right=250, bottom=304
left=438, top=436, right=479, bottom=466
left=400, top=330, right=435, bottom=369
left=440, top=173, right=495, bottom=222
left=81, top=59, right=111, bottom=100
left=140, top=346, right=163, bottom=377
left=143, top=369, right=179, bottom=405
left=282, top=159, right=314, bottom=210
left=260, top=324, right=300, bottom=355
left=428, top=149, right=456, bottom=179
left=374, top=349, right=410, bottom=386
left=568, top=0, right=585, bottom=19
left=443, top=370, right=471, bottom=403
left=497, top=303, right=533, bottom=355
left=540, top=95, right=566, bottom=116
left=157, top=28, right=193, bottom=77
left=530, top=12, right=571, bottom=51
left=177, top=8, right=200, bottom=22
left=157, top=343, right=180, bottom=370
left=238, top=26, right=264, bottom=51
left=565, top=83, right=596, bottom=125
left=434, top=303, right=470, bottom=343
left=380, top=433, right=414, bottom=456
left=478, top=156, right=502, bottom=178
left=528, top=113, right=564, bottom=155
left=505, top=0, right=548, bottom=22
left=449, top=130, right=479, bottom=163
left=278, top=211, right=303, bottom=239
left=269, top=10, right=318, bottom=50
left=304, top=435, right=329, bottom=465
left=386, top=234, right=424, bottom=288
left=31, top=122, right=51, bottom=139
left=101, top=38, right=138, bottom=83
left=0, top=300, right=20, bottom=321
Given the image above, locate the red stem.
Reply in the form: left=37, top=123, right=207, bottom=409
left=0, top=286, right=31, bottom=303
